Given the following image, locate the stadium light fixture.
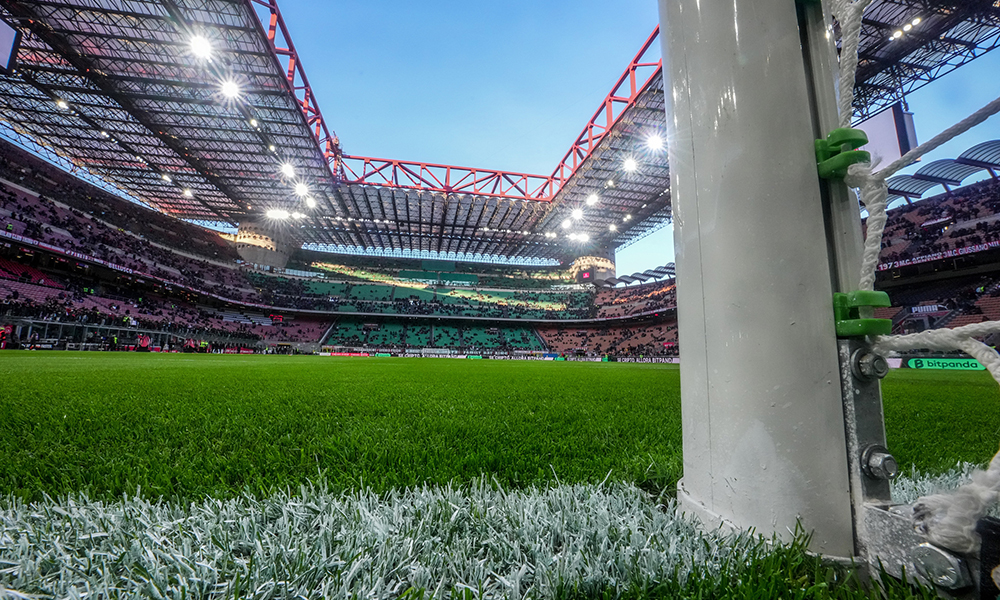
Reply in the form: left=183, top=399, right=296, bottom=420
left=161, top=174, right=172, bottom=182
left=190, top=35, right=212, bottom=59
left=623, top=157, right=638, bottom=173
left=55, top=99, right=68, bottom=110
left=266, top=209, right=290, bottom=219
left=294, top=182, right=309, bottom=196
left=220, top=80, right=240, bottom=98
left=903, top=23, right=912, bottom=31
left=585, top=193, right=599, bottom=206
left=268, top=144, right=276, bottom=152
left=609, top=224, right=617, bottom=231
left=571, top=208, right=583, bottom=220
left=568, top=233, right=578, bottom=241
left=624, top=214, right=632, bottom=221
left=646, top=134, right=664, bottom=151
left=280, top=163, right=295, bottom=178
left=99, top=130, right=109, bottom=138
left=291, top=212, right=305, bottom=219
left=607, top=179, right=615, bottom=187
left=249, top=118, right=259, bottom=127
left=305, top=197, right=316, bottom=208
left=182, top=189, right=193, bottom=198
left=892, top=30, right=903, bottom=39
left=579, top=233, right=590, bottom=242
left=912, top=17, right=921, bottom=25
left=562, top=219, right=572, bottom=229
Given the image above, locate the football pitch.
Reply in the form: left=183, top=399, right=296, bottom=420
left=1, top=352, right=998, bottom=599
left=1, top=351, right=997, bottom=502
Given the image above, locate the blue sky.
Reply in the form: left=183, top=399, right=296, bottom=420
left=274, top=1, right=1000, bottom=276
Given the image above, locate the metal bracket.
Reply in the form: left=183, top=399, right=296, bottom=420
left=816, top=128, right=871, bottom=179
left=833, top=291, right=892, bottom=337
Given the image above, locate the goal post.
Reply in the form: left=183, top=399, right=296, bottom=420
left=657, top=0, right=863, bottom=557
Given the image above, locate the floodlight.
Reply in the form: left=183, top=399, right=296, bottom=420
left=623, top=157, right=638, bottom=172
left=568, top=233, right=578, bottom=241
left=268, top=144, right=276, bottom=152
left=624, top=214, right=632, bottom=221
left=99, top=130, right=109, bottom=138
left=646, top=134, right=664, bottom=151
left=294, top=182, right=309, bottom=196
left=55, top=99, right=68, bottom=109
left=182, top=189, right=193, bottom=197
left=266, top=209, right=290, bottom=219
left=280, top=163, right=295, bottom=178
left=249, top=118, right=258, bottom=127
left=571, top=208, right=583, bottom=220
left=305, top=197, right=316, bottom=208
left=609, top=224, right=617, bottom=231
left=220, top=80, right=240, bottom=98
left=561, top=219, right=572, bottom=229
left=579, top=233, right=590, bottom=242
left=903, top=23, right=912, bottom=31
left=912, top=17, right=921, bottom=25
left=585, top=193, right=599, bottom=206
left=161, top=174, right=171, bottom=182
left=892, top=30, right=902, bottom=38
left=607, top=179, right=615, bottom=187
left=291, top=212, right=305, bottom=219
left=190, top=35, right=212, bottom=59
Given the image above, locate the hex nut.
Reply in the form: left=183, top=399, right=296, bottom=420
left=862, top=445, right=898, bottom=480
left=852, top=350, right=889, bottom=380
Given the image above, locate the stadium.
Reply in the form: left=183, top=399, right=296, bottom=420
left=1, top=0, right=1000, bottom=597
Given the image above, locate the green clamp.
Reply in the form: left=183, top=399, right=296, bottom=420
left=833, top=290, right=892, bottom=337
left=816, top=128, right=871, bottom=179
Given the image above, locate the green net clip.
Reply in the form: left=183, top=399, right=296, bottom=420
left=816, top=128, right=871, bottom=179
left=833, top=290, right=892, bottom=337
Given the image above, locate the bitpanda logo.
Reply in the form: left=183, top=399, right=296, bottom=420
left=912, top=358, right=924, bottom=369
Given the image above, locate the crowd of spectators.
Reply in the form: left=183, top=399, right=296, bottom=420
left=2, top=138, right=682, bottom=356
left=595, top=280, right=676, bottom=319
left=538, top=321, right=678, bottom=357
left=877, top=178, right=1000, bottom=266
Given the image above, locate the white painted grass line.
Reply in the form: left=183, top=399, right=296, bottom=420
left=0, top=481, right=757, bottom=599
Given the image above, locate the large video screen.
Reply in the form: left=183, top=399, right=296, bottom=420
left=0, top=16, right=21, bottom=74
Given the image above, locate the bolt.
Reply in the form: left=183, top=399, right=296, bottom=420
left=912, top=543, right=972, bottom=590
left=851, top=350, right=889, bottom=380
left=862, top=445, right=898, bottom=480
left=867, top=451, right=898, bottom=479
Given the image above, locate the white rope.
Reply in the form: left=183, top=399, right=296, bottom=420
left=850, top=97, right=1000, bottom=291
left=829, top=0, right=873, bottom=127
left=830, top=1, right=1000, bottom=552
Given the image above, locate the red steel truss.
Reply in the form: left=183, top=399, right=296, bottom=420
left=548, top=26, right=662, bottom=188
left=339, top=28, right=663, bottom=202
left=339, top=156, right=557, bottom=202
left=249, top=0, right=343, bottom=177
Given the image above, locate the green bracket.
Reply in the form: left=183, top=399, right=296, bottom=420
left=833, top=290, right=892, bottom=337
left=816, top=128, right=871, bottom=179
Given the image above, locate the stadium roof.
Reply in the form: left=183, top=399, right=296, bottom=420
left=0, top=0, right=997, bottom=265
left=596, top=262, right=675, bottom=287
left=887, top=139, right=1000, bottom=200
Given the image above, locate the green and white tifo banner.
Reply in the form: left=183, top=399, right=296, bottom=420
left=908, top=358, right=985, bottom=370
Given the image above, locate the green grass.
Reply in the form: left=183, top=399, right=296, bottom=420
left=0, top=352, right=991, bottom=599
left=0, top=352, right=998, bottom=503
left=882, top=368, right=1000, bottom=472
left=0, top=353, right=682, bottom=501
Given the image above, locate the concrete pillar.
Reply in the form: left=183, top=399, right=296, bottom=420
left=658, top=0, right=854, bottom=555
left=235, top=220, right=297, bottom=269
left=570, top=256, right=616, bottom=284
